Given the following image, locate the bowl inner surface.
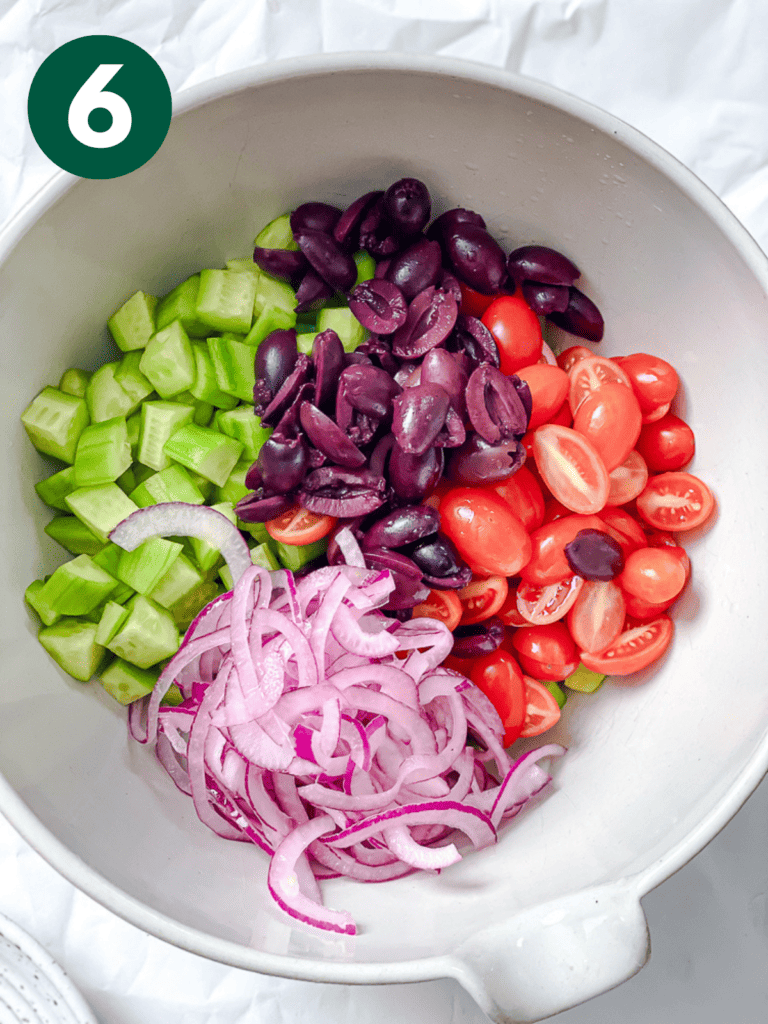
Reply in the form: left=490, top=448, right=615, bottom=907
left=2, top=61, right=768, bottom=967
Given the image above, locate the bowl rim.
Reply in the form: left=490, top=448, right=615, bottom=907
left=3, top=49, right=768, bottom=983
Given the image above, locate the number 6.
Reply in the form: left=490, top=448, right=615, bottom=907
left=68, top=64, right=132, bottom=149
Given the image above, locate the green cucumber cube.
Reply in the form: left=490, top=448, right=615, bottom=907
left=139, top=320, right=196, bottom=399
left=100, top=658, right=159, bottom=704
left=65, top=483, right=139, bottom=544
left=244, top=304, right=296, bottom=347
left=58, top=368, right=92, bottom=399
left=275, top=537, right=328, bottom=572
left=563, top=663, right=606, bottom=693
left=226, top=258, right=262, bottom=276
left=156, top=274, right=210, bottom=337
left=34, top=465, right=79, bottom=511
left=86, top=362, right=139, bottom=423
left=26, top=579, right=60, bottom=626
left=189, top=343, right=240, bottom=409
left=95, top=601, right=130, bottom=646
left=316, top=307, right=368, bottom=352
left=137, top=401, right=195, bottom=471
left=353, top=249, right=376, bottom=285
left=114, top=351, right=155, bottom=406
left=39, top=618, right=108, bottom=682
left=214, top=458, right=251, bottom=505
left=74, top=416, right=132, bottom=487
left=107, top=595, right=180, bottom=669
left=161, top=682, right=185, bottom=706
left=544, top=681, right=568, bottom=709
left=250, top=542, right=280, bottom=571
left=148, top=552, right=203, bottom=610
left=36, top=554, right=118, bottom=617
left=21, top=386, right=90, bottom=464
left=107, top=290, right=158, bottom=352
left=196, top=269, right=257, bottom=335
left=129, top=463, right=205, bottom=508
left=206, top=335, right=256, bottom=401
left=169, top=579, right=222, bottom=631
left=215, top=406, right=272, bottom=461
left=163, top=424, right=243, bottom=487
left=44, top=515, right=104, bottom=556
left=116, top=536, right=183, bottom=595
left=254, top=213, right=298, bottom=250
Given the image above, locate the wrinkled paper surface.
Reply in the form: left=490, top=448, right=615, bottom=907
left=2, top=2, right=768, bottom=1022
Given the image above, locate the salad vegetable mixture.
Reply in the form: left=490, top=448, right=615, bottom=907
left=21, top=177, right=714, bottom=934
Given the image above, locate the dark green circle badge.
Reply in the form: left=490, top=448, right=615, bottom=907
left=28, top=35, right=172, bottom=179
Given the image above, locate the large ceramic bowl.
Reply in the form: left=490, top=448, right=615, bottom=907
left=2, top=54, right=767, bottom=1024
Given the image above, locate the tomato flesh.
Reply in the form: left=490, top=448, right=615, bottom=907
left=486, top=465, right=545, bottom=532
left=635, top=472, right=715, bottom=532
left=511, top=622, right=579, bottom=681
left=457, top=575, right=509, bottom=625
left=513, top=364, right=570, bottom=430
left=568, top=355, right=632, bottom=415
left=516, top=575, right=584, bottom=625
left=266, top=506, right=337, bottom=545
left=520, top=676, right=562, bottom=737
left=580, top=615, right=674, bottom=675
left=411, top=589, right=463, bottom=632
left=468, top=650, right=527, bottom=746
left=533, top=424, right=610, bottom=514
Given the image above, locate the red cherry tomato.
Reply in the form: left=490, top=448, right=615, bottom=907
left=606, top=450, right=649, bottom=506
left=513, top=364, right=570, bottom=430
left=266, top=506, right=337, bottom=545
left=635, top=472, right=715, bottom=532
left=619, top=547, right=687, bottom=604
left=468, top=650, right=527, bottom=746
left=557, top=345, right=593, bottom=373
left=510, top=622, right=579, bottom=681
left=459, top=280, right=499, bottom=319
left=516, top=574, right=584, bottom=625
left=548, top=399, right=573, bottom=428
left=597, top=506, right=648, bottom=559
left=411, top=589, right=463, bottom=632
left=567, top=355, right=632, bottom=415
left=457, top=575, right=509, bottom=625
left=580, top=615, right=674, bottom=675
left=572, top=382, right=643, bottom=473
left=520, top=676, right=562, bottom=737
left=481, top=294, right=543, bottom=375
left=645, top=530, right=691, bottom=582
left=533, top=424, right=610, bottom=514
left=613, top=353, right=679, bottom=414
left=642, top=401, right=671, bottom=424
left=567, top=580, right=626, bottom=654
left=440, top=487, right=532, bottom=576
left=486, top=465, right=545, bottom=532
left=521, top=512, right=606, bottom=585
left=622, top=590, right=677, bottom=621
left=498, top=585, right=530, bottom=627
left=635, top=412, right=695, bottom=472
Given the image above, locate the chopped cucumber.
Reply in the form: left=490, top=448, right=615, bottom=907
left=39, top=618, right=108, bottom=682
left=100, top=658, right=158, bottom=704
left=275, top=537, right=328, bottom=572
left=206, top=335, right=256, bottom=402
left=114, top=351, right=155, bottom=406
left=254, top=213, right=298, bottom=250
left=244, top=304, right=296, bottom=347
left=36, top=554, right=118, bottom=617
left=316, top=307, right=368, bottom=352
left=59, top=368, right=92, bottom=398
left=163, top=424, right=243, bottom=487
left=155, top=274, right=210, bottom=337
left=21, top=387, right=90, bottom=464
left=139, top=320, right=196, bottom=398
left=107, top=290, right=158, bottom=352
left=44, top=515, right=104, bottom=556
left=65, top=483, right=139, bottom=544
left=107, top=594, right=180, bottom=669
left=563, top=663, right=606, bottom=693
left=129, top=463, right=205, bottom=507
left=250, top=542, right=280, bottom=571
left=34, top=465, right=79, bottom=511
left=196, top=269, right=257, bottom=335
left=74, top=416, right=132, bottom=487
left=544, top=681, right=568, bottom=709
left=86, top=362, right=139, bottom=423
left=95, top=601, right=130, bottom=646
left=353, top=250, right=376, bottom=284
left=147, top=552, right=203, bottom=610
left=226, top=257, right=261, bottom=276
left=189, top=342, right=240, bottom=409
left=169, top=578, right=222, bottom=631
left=137, top=401, right=195, bottom=471
left=25, top=579, right=60, bottom=626
left=215, top=458, right=252, bottom=505
left=116, top=536, right=183, bottom=595
left=215, top=406, right=271, bottom=461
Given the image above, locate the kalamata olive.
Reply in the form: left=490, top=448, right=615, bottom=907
left=252, top=246, right=308, bottom=280
left=433, top=405, right=467, bottom=449
left=355, top=335, right=400, bottom=376
left=451, top=617, right=504, bottom=658
left=389, top=443, right=443, bottom=501
left=426, top=207, right=486, bottom=244
left=348, top=279, right=408, bottom=333
left=361, top=505, right=441, bottom=551
left=312, top=329, right=345, bottom=412
left=446, top=314, right=500, bottom=368
left=444, top=224, right=507, bottom=295
left=363, top=546, right=423, bottom=579
left=547, top=286, right=604, bottom=341
left=234, top=490, right=295, bottom=523
left=409, top=534, right=463, bottom=578
left=295, top=269, right=335, bottom=313
left=385, top=238, right=443, bottom=300
left=333, top=190, right=383, bottom=249
left=299, top=402, right=366, bottom=469
left=368, top=433, right=396, bottom=478
left=447, top=433, right=526, bottom=485
left=420, top=348, right=468, bottom=419
left=256, top=434, right=310, bottom=494
left=391, top=383, right=451, bottom=455
left=391, top=286, right=458, bottom=359
left=299, top=466, right=387, bottom=517
left=507, top=245, right=580, bottom=286
left=294, top=229, right=358, bottom=292
left=254, top=328, right=298, bottom=399
left=422, top=563, right=474, bottom=590
left=512, top=375, right=533, bottom=424
left=564, top=529, right=624, bottom=580
left=522, top=281, right=570, bottom=315
left=439, top=269, right=463, bottom=305
left=244, top=461, right=262, bottom=490
left=358, top=196, right=401, bottom=258
left=259, top=354, right=312, bottom=427
left=290, top=202, right=342, bottom=235
left=383, top=178, right=431, bottom=236
left=465, top=363, right=529, bottom=443
left=337, top=364, right=402, bottom=420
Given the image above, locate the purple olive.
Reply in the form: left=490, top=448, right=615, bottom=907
left=391, top=286, right=458, bottom=359
left=299, top=402, right=366, bottom=469
left=512, top=374, right=533, bottom=425
left=234, top=490, right=295, bottom=523
left=547, top=286, right=604, bottom=341
left=361, top=504, right=441, bottom=551
left=299, top=466, right=387, bottom=517
left=420, top=348, right=468, bottom=419
left=522, top=281, right=570, bottom=315
left=391, top=383, right=451, bottom=455
left=333, top=190, right=383, bottom=249
left=445, top=224, right=507, bottom=295
left=355, top=335, right=400, bottom=376
left=295, top=269, right=335, bottom=313
left=409, top=534, right=464, bottom=578
left=451, top=617, right=504, bottom=658
left=358, top=196, right=401, bottom=258
left=385, top=238, right=443, bottom=300
left=426, top=207, right=486, bottom=244
left=446, top=314, right=499, bottom=368
left=507, top=245, right=579, bottom=286
left=252, top=246, right=308, bottom=280
left=312, top=328, right=345, bottom=412
left=447, top=433, right=526, bottom=485
left=290, top=202, right=342, bottom=236
left=433, top=405, right=467, bottom=449
left=564, top=529, right=624, bottom=580
left=259, top=354, right=312, bottom=427
left=368, top=433, right=396, bottom=478
left=253, top=328, right=299, bottom=413
left=337, top=364, right=402, bottom=421
left=383, top=178, right=431, bottom=236
left=439, top=269, right=463, bottom=305
left=348, top=279, right=408, bottom=334
left=294, top=229, right=357, bottom=292
left=388, top=443, right=444, bottom=502
left=256, top=434, right=310, bottom=493
left=465, top=363, right=529, bottom=443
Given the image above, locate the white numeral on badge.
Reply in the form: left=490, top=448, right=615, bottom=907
left=68, top=64, right=132, bottom=149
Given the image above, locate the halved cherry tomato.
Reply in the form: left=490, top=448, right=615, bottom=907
left=619, top=547, right=687, bottom=604
left=597, top=506, right=648, bottom=559
left=498, top=585, right=530, bottom=627
left=516, top=575, right=583, bottom=625
left=567, top=580, right=626, bottom=654
left=440, top=487, right=532, bottom=576
left=520, top=676, right=562, bottom=737
left=548, top=399, right=573, bottom=428
left=567, top=355, right=632, bottom=415
left=635, top=412, right=695, bottom=472
left=572, top=382, right=643, bottom=472
left=606, top=450, right=649, bottom=506
left=635, top=472, right=715, bottom=532
left=645, top=530, right=691, bottom=582
left=481, top=294, right=543, bottom=375
left=486, top=465, right=545, bottom=532
left=580, top=615, right=674, bottom=675
left=521, top=513, right=605, bottom=585
left=533, top=424, right=610, bottom=514
left=513, top=364, right=570, bottom=430
left=411, top=589, right=463, bottom=632
left=613, top=353, right=678, bottom=414
left=622, top=590, right=677, bottom=621
left=557, top=345, right=593, bottom=373
left=266, top=506, right=337, bottom=545
left=468, top=650, right=527, bottom=746
left=457, top=575, right=509, bottom=625
left=459, top=280, right=499, bottom=319
left=510, top=622, right=579, bottom=680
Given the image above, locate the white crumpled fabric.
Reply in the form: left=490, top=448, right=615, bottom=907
left=2, top=3, right=768, bottom=1023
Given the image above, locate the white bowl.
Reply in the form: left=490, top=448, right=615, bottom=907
left=2, top=53, right=768, bottom=1023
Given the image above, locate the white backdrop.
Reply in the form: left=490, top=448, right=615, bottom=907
left=1, top=2, right=767, bottom=1022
